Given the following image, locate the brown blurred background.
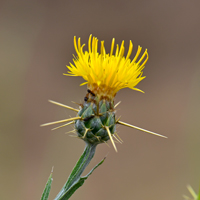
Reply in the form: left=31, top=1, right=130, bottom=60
left=1, top=0, right=200, bottom=199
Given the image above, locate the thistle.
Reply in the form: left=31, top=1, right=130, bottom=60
left=41, top=35, right=167, bottom=200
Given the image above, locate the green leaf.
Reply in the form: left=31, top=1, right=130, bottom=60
left=54, top=143, right=98, bottom=200
left=188, top=185, right=198, bottom=199
left=59, top=157, right=106, bottom=200
left=198, top=185, right=200, bottom=200
left=41, top=168, right=53, bottom=200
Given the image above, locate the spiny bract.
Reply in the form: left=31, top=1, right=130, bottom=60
left=75, top=90, right=116, bottom=145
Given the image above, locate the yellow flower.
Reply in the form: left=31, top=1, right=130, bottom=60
left=41, top=35, right=167, bottom=152
left=65, top=35, right=148, bottom=100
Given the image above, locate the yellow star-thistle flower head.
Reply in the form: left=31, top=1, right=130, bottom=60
left=65, top=35, right=148, bottom=101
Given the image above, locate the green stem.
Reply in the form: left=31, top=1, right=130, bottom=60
left=54, top=143, right=97, bottom=200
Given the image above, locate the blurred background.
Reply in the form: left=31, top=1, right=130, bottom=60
left=1, top=0, right=200, bottom=199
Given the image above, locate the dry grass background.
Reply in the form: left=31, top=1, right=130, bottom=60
left=1, top=0, right=200, bottom=199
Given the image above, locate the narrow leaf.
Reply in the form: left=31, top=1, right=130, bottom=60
left=187, top=185, right=198, bottom=199
left=54, top=143, right=97, bottom=200
left=59, top=157, right=106, bottom=200
left=198, top=185, right=200, bottom=200
left=41, top=168, right=53, bottom=200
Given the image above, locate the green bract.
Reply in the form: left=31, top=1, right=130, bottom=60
left=75, top=97, right=116, bottom=144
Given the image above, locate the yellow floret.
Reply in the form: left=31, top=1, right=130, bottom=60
left=65, top=35, right=148, bottom=100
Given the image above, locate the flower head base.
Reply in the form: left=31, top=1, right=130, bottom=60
left=65, top=35, right=148, bottom=101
